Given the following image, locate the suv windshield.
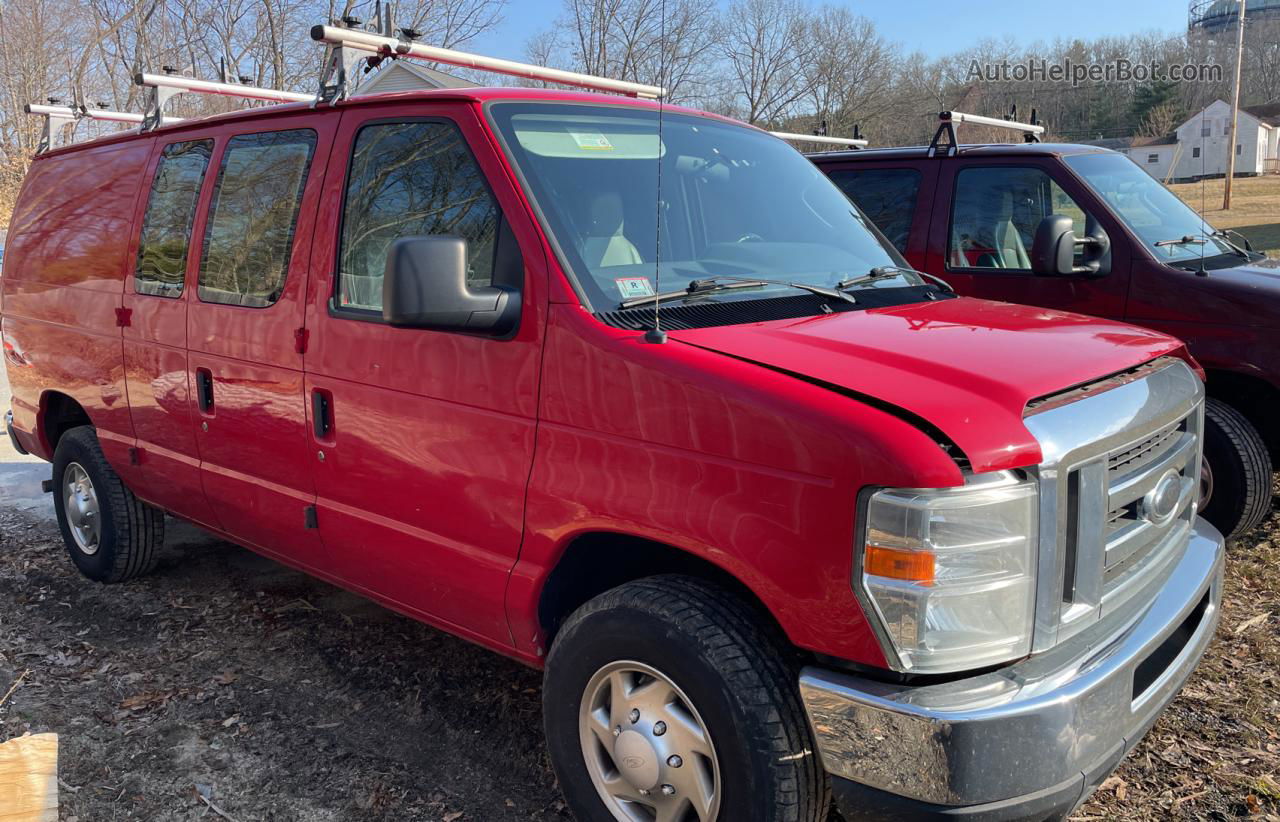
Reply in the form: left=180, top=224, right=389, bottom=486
left=1063, top=152, right=1236, bottom=263
left=488, top=102, right=909, bottom=309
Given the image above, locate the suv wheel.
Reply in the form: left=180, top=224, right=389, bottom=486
left=1201, top=398, right=1273, bottom=539
left=543, top=575, right=828, bottom=822
left=52, top=426, right=165, bottom=582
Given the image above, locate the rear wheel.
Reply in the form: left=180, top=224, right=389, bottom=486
left=52, top=426, right=165, bottom=582
left=1200, top=398, right=1273, bottom=539
left=543, top=575, right=828, bottom=822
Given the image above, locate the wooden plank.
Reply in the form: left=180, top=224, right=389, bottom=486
left=0, top=734, right=58, bottom=822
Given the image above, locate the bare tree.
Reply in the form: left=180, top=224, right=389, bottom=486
left=719, top=0, right=812, bottom=124
left=803, top=5, right=895, bottom=138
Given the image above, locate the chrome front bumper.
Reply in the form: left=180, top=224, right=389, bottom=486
left=4, top=410, right=29, bottom=455
left=800, top=516, right=1224, bottom=811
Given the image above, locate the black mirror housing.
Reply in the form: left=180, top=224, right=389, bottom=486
left=1031, top=215, right=1077, bottom=276
left=383, top=236, right=520, bottom=336
left=1031, top=215, right=1111, bottom=278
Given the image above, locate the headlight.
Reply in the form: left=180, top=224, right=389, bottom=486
left=859, top=471, right=1037, bottom=674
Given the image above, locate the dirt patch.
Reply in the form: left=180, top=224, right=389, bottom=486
left=1, top=486, right=1277, bottom=821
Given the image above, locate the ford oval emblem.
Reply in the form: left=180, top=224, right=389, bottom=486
left=1142, top=470, right=1183, bottom=526
left=622, top=755, right=646, bottom=770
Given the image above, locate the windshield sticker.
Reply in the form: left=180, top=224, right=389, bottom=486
left=615, top=277, right=655, bottom=299
left=569, top=130, right=614, bottom=151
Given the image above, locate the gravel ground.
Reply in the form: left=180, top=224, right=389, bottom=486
left=1, top=458, right=1276, bottom=820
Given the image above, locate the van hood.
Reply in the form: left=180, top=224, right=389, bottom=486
left=671, top=296, right=1185, bottom=474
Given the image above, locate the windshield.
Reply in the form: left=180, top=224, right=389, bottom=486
left=1063, top=152, right=1235, bottom=263
left=488, top=102, right=907, bottom=309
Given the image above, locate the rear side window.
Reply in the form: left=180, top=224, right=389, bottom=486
left=827, top=168, right=922, bottom=254
left=135, top=140, right=212, bottom=297
left=336, top=121, right=499, bottom=314
left=198, top=129, right=316, bottom=308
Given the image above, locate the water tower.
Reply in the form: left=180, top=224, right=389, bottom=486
left=1189, top=0, right=1280, bottom=37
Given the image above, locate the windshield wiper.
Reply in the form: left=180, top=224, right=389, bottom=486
left=1210, top=229, right=1252, bottom=258
left=1153, top=234, right=1208, bottom=248
left=618, top=275, right=856, bottom=310
left=837, top=266, right=955, bottom=294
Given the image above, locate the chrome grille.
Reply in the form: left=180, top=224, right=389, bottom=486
left=1023, top=359, right=1204, bottom=652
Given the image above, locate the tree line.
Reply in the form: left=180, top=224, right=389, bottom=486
left=3, top=0, right=1279, bottom=224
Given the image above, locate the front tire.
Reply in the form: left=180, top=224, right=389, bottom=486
left=52, top=426, right=165, bottom=582
left=544, top=575, right=828, bottom=822
left=1200, top=398, right=1272, bottom=539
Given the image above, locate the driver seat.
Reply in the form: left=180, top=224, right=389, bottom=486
left=581, top=192, right=643, bottom=268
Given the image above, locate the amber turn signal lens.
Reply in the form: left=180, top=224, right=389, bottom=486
left=864, top=544, right=935, bottom=583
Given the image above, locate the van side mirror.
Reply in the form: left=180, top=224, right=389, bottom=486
left=1031, top=215, right=1110, bottom=277
left=383, top=236, right=520, bottom=336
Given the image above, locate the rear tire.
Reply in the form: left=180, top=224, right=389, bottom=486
left=543, top=575, right=828, bottom=822
left=51, top=426, right=164, bottom=582
left=1200, top=398, right=1272, bottom=539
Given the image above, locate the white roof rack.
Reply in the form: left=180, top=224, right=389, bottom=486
left=136, top=71, right=312, bottom=130
left=929, top=109, right=1045, bottom=157
left=769, top=131, right=868, bottom=149
left=25, top=102, right=184, bottom=152
left=310, top=24, right=665, bottom=102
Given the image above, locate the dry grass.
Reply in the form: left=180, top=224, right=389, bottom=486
left=1169, top=174, right=1280, bottom=258
left=1074, top=478, right=1280, bottom=821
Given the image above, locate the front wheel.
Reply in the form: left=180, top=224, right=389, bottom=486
left=543, top=576, right=828, bottom=822
left=1200, top=398, right=1273, bottom=540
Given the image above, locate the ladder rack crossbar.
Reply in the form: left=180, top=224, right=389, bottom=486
left=310, top=24, right=666, bottom=99
left=769, top=131, right=868, bottom=148
left=26, top=103, right=183, bottom=126
left=135, top=72, right=313, bottom=104
left=942, top=110, right=1045, bottom=135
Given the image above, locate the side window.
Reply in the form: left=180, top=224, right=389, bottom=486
left=948, top=166, right=1094, bottom=271
left=135, top=139, right=212, bottom=297
left=198, top=129, right=316, bottom=307
left=336, top=120, right=500, bottom=314
left=827, top=168, right=922, bottom=254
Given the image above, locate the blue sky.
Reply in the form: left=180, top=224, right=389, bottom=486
left=470, top=0, right=1189, bottom=62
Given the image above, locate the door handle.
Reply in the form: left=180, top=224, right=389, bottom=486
left=196, top=368, right=214, bottom=413
left=312, top=389, right=332, bottom=439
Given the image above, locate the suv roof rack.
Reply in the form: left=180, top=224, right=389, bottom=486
left=928, top=109, right=1044, bottom=157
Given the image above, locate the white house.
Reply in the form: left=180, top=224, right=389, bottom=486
left=352, top=60, right=476, bottom=96
left=1083, top=100, right=1280, bottom=182
left=1169, top=99, right=1280, bottom=181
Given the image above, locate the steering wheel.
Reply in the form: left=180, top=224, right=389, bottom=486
left=735, top=233, right=764, bottom=243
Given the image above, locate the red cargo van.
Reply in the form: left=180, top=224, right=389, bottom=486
left=810, top=141, right=1278, bottom=540
left=3, top=87, right=1224, bottom=821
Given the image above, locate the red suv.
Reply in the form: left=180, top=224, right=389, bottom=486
left=811, top=141, right=1278, bottom=539
left=3, top=87, right=1223, bottom=821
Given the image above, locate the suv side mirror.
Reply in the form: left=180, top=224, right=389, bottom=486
left=383, top=236, right=520, bottom=336
left=1031, top=215, right=1110, bottom=277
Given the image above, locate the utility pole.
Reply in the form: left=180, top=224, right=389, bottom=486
left=1224, top=0, right=1247, bottom=210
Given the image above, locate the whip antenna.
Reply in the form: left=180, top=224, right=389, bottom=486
left=643, top=0, right=668, bottom=344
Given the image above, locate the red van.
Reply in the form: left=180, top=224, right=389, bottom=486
left=810, top=141, right=1279, bottom=540
left=3, top=87, right=1223, bottom=821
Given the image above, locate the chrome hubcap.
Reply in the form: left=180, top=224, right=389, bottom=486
left=580, top=661, right=720, bottom=822
left=1199, top=456, right=1214, bottom=510
left=63, top=462, right=101, bottom=555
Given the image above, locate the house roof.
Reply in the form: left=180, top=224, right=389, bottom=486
left=353, top=60, right=477, bottom=96
left=1243, top=103, right=1280, bottom=127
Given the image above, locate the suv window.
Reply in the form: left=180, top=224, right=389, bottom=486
left=826, top=168, right=921, bottom=254
left=198, top=129, right=316, bottom=307
left=337, top=121, right=500, bottom=314
left=949, top=166, right=1093, bottom=271
left=135, top=139, right=213, bottom=297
